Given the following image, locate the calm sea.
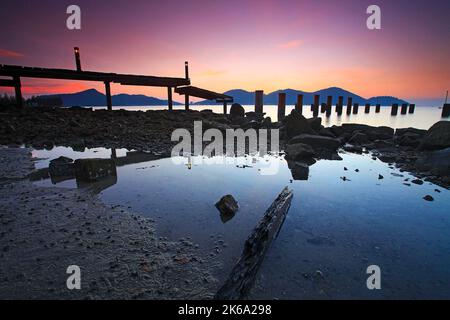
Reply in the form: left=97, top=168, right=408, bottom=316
left=91, top=105, right=448, bottom=130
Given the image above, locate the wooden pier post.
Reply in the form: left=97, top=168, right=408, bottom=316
left=391, top=103, right=399, bottom=116
left=278, top=92, right=286, bottom=121
left=325, top=95, right=332, bottom=116
left=320, top=102, right=327, bottom=113
left=185, top=95, right=190, bottom=110
left=255, top=90, right=264, bottom=114
left=74, top=47, right=82, bottom=72
left=336, top=96, right=343, bottom=115
left=13, top=76, right=23, bottom=108
left=313, top=95, right=320, bottom=117
left=104, top=81, right=112, bottom=111
left=167, top=87, right=173, bottom=111
left=223, top=101, right=228, bottom=115
left=375, top=104, right=381, bottom=113
left=296, top=94, right=303, bottom=114
left=401, top=103, right=408, bottom=114
left=408, top=104, right=415, bottom=114
left=442, top=104, right=450, bottom=117
left=365, top=103, right=370, bottom=113
left=353, top=103, right=359, bottom=114
left=346, top=97, right=353, bottom=115
left=185, top=61, right=189, bottom=80
left=184, top=61, right=190, bottom=110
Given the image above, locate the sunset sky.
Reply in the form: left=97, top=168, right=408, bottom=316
left=0, top=0, right=449, bottom=103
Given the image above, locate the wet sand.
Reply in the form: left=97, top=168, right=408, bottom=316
left=0, top=147, right=220, bottom=299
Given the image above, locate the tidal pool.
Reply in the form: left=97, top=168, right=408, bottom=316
left=31, top=147, right=450, bottom=299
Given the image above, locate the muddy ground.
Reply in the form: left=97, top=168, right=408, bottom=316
left=0, top=147, right=220, bottom=299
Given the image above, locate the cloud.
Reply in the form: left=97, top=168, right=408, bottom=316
left=0, top=49, right=24, bottom=58
left=278, top=39, right=303, bottom=49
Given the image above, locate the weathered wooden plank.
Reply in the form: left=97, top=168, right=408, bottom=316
left=0, top=64, right=190, bottom=88
left=214, top=187, right=293, bottom=300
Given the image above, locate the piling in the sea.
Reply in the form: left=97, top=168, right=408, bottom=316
left=104, top=81, right=112, bottom=111
left=365, top=103, right=370, bottom=113
left=346, top=97, right=353, bottom=115
left=442, top=104, right=450, bottom=117
left=336, top=96, right=343, bottom=115
left=375, top=104, right=381, bottom=113
left=313, top=95, right=320, bottom=117
left=255, top=90, right=264, bottom=114
left=401, top=103, right=408, bottom=114
left=408, top=104, right=415, bottom=114
left=278, top=92, right=286, bottom=121
left=391, top=103, right=399, bottom=115
left=296, top=94, right=303, bottom=114
left=353, top=103, right=359, bottom=114
left=321, top=103, right=327, bottom=113
left=167, top=87, right=173, bottom=111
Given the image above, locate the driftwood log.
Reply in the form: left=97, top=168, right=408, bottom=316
left=214, top=187, right=293, bottom=300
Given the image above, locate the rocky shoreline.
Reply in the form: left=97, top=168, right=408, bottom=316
left=0, top=147, right=220, bottom=299
left=1, top=105, right=449, bottom=188
left=0, top=105, right=449, bottom=299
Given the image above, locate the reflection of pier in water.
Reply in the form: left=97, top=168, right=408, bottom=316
left=29, top=149, right=162, bottom=193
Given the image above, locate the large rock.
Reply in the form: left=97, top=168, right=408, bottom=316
left=49, top=156, right=74, bottom=177
left=285, top=143, right=315, bottom=160
left=348, top=132, right=369, bottom=144
left=230, top=103, right=245, bottom=118
left=74, top=158, right=117, bottom=182
left=288, top=134, right=341, bottom=150
left=397, top=132, right=422, bottom=147
left=287, top=161, right=310, bottom=180
left=307, top=117, right=322, bottom=132
left=285, top=110, right=314, bottom=139
left=395, top=127, right=427, bottom=137
left=415, top=148, right=450, bottom=176
left=419, top=121, right=450, bottom=150
left=341, top=123, right=394, bottom=140
left=215, top=195, right=239, bottom=216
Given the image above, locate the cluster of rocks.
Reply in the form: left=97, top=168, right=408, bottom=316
left=1, top=105, right=449, bottom=188
left=279, top=109, right=450, bottom=188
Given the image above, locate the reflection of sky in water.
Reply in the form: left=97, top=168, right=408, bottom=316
left=91, top=105, right=448, bottom=130
left=31, top=147, right=450, bottom=298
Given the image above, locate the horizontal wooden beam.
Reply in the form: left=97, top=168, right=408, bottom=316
left=0, top=79, right=15, bottom=87
left=0, top=64, right=190, bottom=88
left=175, top=85, right=233, bottom=102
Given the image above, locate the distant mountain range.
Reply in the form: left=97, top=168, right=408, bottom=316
left=195, top=87, right=409, bottom=105
left=38, top=87, right=409, bottom=107
left=39, top=89, right=182, bottom=107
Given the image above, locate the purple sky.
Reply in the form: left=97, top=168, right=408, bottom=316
left=0, top=0, right=449, bottom=102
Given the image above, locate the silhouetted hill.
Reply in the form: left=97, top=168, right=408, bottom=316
left=195, top=87, right=409, bottom=105
left=367, top=96, right=409, bottom=105
left=38, top=89, right=182, bottom=107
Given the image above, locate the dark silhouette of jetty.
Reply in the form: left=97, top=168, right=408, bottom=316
left=0, top=47, right=233, bottom=111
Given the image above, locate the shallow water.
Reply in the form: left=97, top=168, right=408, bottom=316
left=91, top=105, right=448, bottom=130
left=31, top=146, right=450, bottom=299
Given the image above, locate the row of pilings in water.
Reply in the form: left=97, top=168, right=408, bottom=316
left=253, top=91, right=420, bottom=120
